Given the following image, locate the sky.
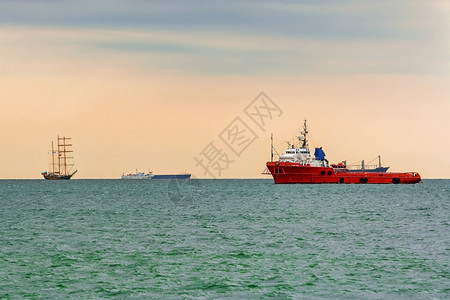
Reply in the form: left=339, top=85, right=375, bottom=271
left=0, top=0, right=449, bottom=179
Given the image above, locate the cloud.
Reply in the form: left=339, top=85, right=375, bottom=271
left=0, top=1, right=448, bottom=76
left=1, top=26, right=448, bottom=76
left=1, top=0, right=447, bottom=40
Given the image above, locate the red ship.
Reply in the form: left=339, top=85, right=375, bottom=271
left=265, top=120, right=421, bottom=184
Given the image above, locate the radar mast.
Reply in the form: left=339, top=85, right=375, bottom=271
left=296, top=118, right=308, bottom=148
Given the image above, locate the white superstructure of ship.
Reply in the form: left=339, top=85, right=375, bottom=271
left=121, top=170, right=154, bottom=179
left=278, top=119, right=328, bottom=168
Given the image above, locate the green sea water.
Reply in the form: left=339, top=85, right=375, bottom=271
left=1, top=179, right=449, bottom=299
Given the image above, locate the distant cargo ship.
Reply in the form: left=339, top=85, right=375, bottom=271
left=333, top=156, right=390, bottom=173
left=265, top=120, right=421, bottom=184
left=121, top=170, right=190, bottom=180
left=42, top=136, right=77, bottom=180
left=153, top=174, right=191, bottom=180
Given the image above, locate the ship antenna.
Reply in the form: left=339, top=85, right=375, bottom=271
left=271, top=133, right=274, bottom=162
left=52, top=141, right=55, bottom=174
left=57, top=135, right=61, bottom=175
left=301, top=118, right=308, bottom=148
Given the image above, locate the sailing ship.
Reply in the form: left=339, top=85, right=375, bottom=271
left=265, top=119, right=421, bottom=184
left=41, top=136, right=77, bottom=180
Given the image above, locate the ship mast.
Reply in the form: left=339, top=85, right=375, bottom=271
left=271, top=133, right=273, bottom=162
left=63, top=136, right=67, bottom=175
left=57, top=135, right=61, bottom=175
left=297, top=118, right=308, bottom=148
left=52, top=141, right=55, bottom=174
left=302, top=118, right=308, bottom=148
left=57, top=136, right=73, bottom=176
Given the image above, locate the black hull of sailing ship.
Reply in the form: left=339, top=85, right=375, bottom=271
left=43, top=174, right=73, bottom=180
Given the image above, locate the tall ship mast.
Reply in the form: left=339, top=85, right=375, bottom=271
left=41, top=135, right=77, bottom=180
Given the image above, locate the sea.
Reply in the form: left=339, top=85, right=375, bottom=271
left=0, top=179, right=448, bottom=299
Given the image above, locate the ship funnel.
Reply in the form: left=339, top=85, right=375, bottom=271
left=314, top=147, right=326, bottom=160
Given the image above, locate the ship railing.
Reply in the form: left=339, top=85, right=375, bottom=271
left=347, top=164, right=380, bottom=170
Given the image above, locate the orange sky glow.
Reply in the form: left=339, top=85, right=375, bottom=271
left=1, top=2, right=449, bottom=179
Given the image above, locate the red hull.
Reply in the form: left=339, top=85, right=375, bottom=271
left=266, top=162, right=421, bottom=184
